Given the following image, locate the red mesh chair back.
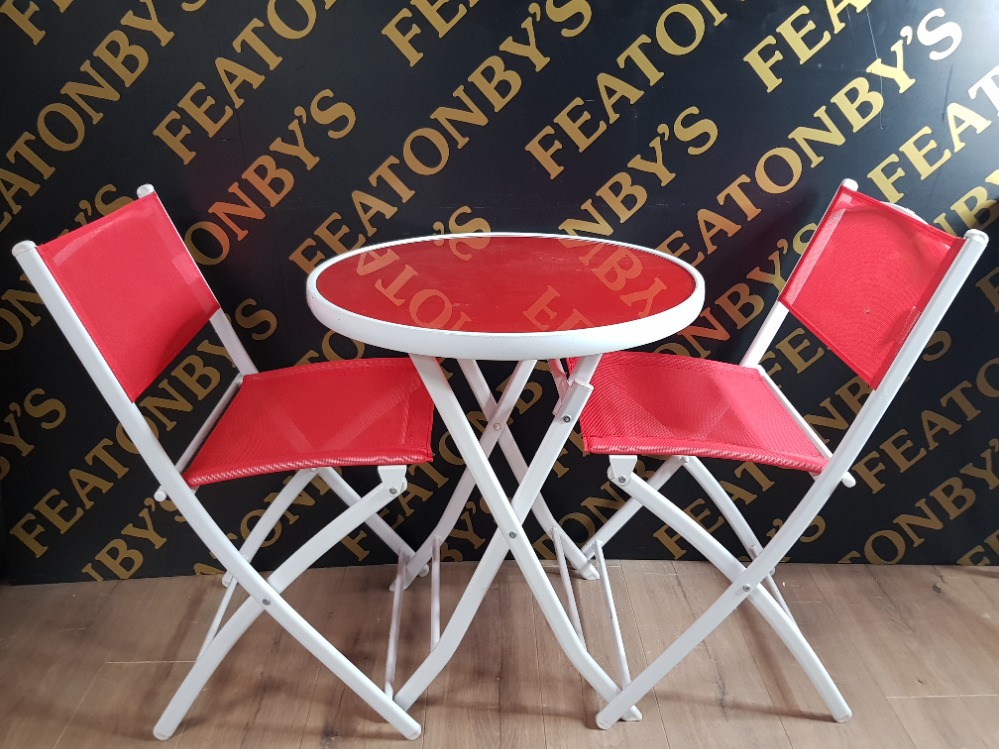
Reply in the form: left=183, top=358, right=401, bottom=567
left=34, top=194, right=219, bottom=401
left=779, top=185, right=964, bottom=388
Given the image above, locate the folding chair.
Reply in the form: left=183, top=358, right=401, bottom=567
left=571, top=179, right=989, bottom=727
left=12, top=186, right=436, bottom=740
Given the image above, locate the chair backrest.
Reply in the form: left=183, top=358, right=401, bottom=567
left=779, top=184, right=966, bottom=388
left=17, top=191, right=220, bottom=401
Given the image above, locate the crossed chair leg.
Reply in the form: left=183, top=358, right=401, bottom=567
left=587, top=455, right=851, bottom=729
left=154, top=465, right=424, bottom=741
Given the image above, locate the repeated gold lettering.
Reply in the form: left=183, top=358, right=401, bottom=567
left=841, top=437, right=997, bottom=564
left=851, top=358, right=999, bottom=494
left=1, top=0, right=174, bottom=234
left=153, top=0, right=337, bottom=163
left=292, top=4, right=591, bottom=274
left=183, top=89, right=353, bottom=265
left=7, top=339, right=235, bottom=560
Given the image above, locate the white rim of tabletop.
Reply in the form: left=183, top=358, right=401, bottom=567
left=306, top=232, right=706, bottom=361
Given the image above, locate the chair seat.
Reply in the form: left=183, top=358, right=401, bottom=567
left=183, top=358, right=434, bottom=486
left=578, top=352, right=827, bottom=472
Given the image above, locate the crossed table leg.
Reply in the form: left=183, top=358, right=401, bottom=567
left=400, top=358, right=597, bottom=589
left=393, top=353, right=639, bottom=721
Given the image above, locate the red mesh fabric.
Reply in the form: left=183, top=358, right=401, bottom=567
left=577, top=352, right=827, bottom=472
left=37, top=193, right=219, bottom=402
left=183, top=358, right=434, bottom=485
left=780, top=186, right=963, bottom=388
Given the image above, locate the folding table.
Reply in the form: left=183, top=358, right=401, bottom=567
left=306, top=232, right=704, bottom=722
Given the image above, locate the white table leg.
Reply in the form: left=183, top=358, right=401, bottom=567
left=458, top=359, right=597, bottom=580
left=401, top=360, right=597, bottom=587
left=399, top=360, right=537, bottom=588
left=395, top=354, right=638, bottom=722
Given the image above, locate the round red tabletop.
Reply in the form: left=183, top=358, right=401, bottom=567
left=307, top=233, right=704, bottom=360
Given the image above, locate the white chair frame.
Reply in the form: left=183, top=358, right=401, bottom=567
left=12, top=187, right=436, bottom=740
left=566, top=179, right=990, bottom=727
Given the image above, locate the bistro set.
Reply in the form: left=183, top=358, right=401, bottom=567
left=10, top=179, right=988, bottom=738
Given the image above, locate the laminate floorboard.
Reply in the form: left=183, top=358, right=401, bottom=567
left=1, top=561, right=997, bottom=749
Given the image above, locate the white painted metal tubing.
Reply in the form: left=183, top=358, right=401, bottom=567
left=14, top=226, right=423, bottom=741
left=754, top=363, right=854, bottom=488
left=598, top=574, right=850, bottom=728
left=597, top=573, right=758, bottom=728
left=158, top=571, right=422, bottom=740
left=397, top=354, right=641, bottom=721
left=430, top=538, right=441, bottom=648
left=581, top=455, right=685, bottom=559
left=155, top=374, right=241, bottom=501
left=395, top=522, right=512, bottom=710
left=319, top=467, right=424, bottom=565
left=386, top=554, right=408, bottom=698
left=222, top=469, right=315, bottom=588
left=399, top=359, right=536, bottom=588
left=306, top=232, right=706, bottom=362
left=733, top=226, right=990, bottom=611
left=156, top=468, right=422, bottom=741
left=155, top=592, right=265, bottom=739
left=552, top=526, right=586, bottom=646
left=594, top=541, right=630, bottom=687
left=593, top=470, right=849, bottom=727
left=198, top=576, right=239, bottom=659
left=460, top=359, right=597, bottom=581
left=642, top=472, right=839, bottom=701
left=683, top=457, right=793, bottom=621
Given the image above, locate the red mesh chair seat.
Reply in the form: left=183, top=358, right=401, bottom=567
left=184, top=358, right=434, bottom=486
left=577, top=352, right=827, bottom=472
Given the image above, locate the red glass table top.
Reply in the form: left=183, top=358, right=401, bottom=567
left=308, top=233, right=704, bottom=360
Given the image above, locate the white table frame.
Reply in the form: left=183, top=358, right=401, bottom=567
left=307, top=232, right=705, bottom=724
left=398, top=357, right=598, bottom=590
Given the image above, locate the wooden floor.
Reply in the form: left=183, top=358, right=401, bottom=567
left=1, top=560, right=998, bottom=748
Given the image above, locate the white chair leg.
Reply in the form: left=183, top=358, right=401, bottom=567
left=595, top=462, right=849, bottom=727
left=155, top=466, right=423, bottom=741
left=597, top=571, right=751, bottom=728
left=582, top=455, right=687, bottom=559
left=204, top=471, right=316, bottom=657
left=599, top=565, right=850, bottom=728
left=222, top=469, right=315, bottom=588
left=318, top=466, right=425, bottom=568
left=198, top=579, right=239, bottom=659
left=155, top=588, right=266, bottom=739
left=684, top=457, right=794, bottom=620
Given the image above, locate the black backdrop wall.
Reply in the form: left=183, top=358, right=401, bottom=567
left=2, top=0, right=998, bottom=584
